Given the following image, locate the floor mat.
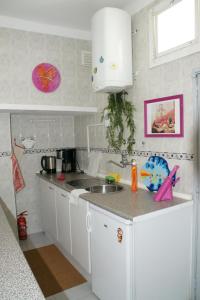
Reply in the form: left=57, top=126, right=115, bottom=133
left=24, top=244, right=86, bottom=297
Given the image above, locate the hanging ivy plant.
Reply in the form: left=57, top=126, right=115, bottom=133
left=102, top=91, right=136, bottom=154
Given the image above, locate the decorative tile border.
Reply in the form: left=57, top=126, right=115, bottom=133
left=0, top=147, right=195, bottom=161
left=0, top=148, right=58, bottom=157
left=0, top=151, right=12, bottom=157
left=24, top=148, right=58, bottom=155
left=77, top=147, right=195, bottom=161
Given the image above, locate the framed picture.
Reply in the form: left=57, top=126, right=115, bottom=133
left=144, top=94, right=184, bottom=137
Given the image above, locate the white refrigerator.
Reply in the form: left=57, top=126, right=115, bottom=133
left=89, top=204, right=133, bottom=300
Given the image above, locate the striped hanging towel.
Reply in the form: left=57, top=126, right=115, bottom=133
left=11, top=153, right=25, bottom=192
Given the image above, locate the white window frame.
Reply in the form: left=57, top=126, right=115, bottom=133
left=149, top=0, right=200, bottom=68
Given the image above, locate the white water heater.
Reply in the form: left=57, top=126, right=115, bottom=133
left=91, top=7, right=133, bottom=93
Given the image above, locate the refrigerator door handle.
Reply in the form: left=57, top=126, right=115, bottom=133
left=86, top=212, right=92, bottom=232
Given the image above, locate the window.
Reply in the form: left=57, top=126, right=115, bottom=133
left=149, top=0, right=200, bottom=67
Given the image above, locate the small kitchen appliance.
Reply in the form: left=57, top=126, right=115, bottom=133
left=56, top=149, right=63, bottom=173
left=41, top=156, right=56, bottom=173
left=56, top=148, right=76, bottom=173
left=56, top=149, right=64, bottom=159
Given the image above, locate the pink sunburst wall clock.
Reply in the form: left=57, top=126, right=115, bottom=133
left=32, top=63, right=61, bottom=93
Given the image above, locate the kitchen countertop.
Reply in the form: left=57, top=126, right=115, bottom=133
left=37, top=172, right=190, bottom=220
left=0, top=198, right=45, bottom=300
left=37, top=171, right=91, bottom=192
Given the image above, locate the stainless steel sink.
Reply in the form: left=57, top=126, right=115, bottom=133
left=85, top=184, right=123, bottom=194
left=66, top=178, right=105, bottom=188
left=66, top=178, right=123, bottom=194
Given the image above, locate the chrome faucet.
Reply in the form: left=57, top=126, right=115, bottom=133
left=108, top=152, right=133, bottom=168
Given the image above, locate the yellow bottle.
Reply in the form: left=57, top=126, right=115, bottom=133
left=131, top=160, right=138, bottom=192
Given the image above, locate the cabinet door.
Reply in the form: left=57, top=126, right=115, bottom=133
left=133, top=205, right=193, bottom=300
left=56, top=188, right=71, bottom=254
left=39, top=179, right=48, bottom=233
left=39, top=179, right=57, bottom=241
left=70, top=197, right=91, bottom=273
left=90, top=206, right=132, bottom=300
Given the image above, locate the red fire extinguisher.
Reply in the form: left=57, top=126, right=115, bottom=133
left=17, top=211, right=28, bottom=240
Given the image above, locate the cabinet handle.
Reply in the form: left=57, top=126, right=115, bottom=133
left=61, top=193, right=66, bottom=198
left=48, top=186, right=54, bottom=190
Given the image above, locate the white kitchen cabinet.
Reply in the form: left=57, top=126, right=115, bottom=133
left=39, top=180, right=57, bottom=241
left=39, top=179, right=48, bottom=233
left=39, top=179, right=91, bottom=275
left=39, top=178, right=193, bottom=300
left=70, top=196, right=91, bottom=274
left=90, top=204, right=132, bottom=300
left=55, top=188, right=71, bottom=255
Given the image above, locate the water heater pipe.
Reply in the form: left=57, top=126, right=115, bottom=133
left=86, top=123, right=104, bottom=154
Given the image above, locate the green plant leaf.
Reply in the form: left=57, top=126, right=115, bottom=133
left=102, top=91, right=136, bottom=154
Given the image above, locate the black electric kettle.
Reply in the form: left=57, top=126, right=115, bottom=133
left=41, top=156, right=56, bottom=173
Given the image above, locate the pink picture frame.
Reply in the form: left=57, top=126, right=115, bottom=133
left=144, top=94, right=184, bottom=138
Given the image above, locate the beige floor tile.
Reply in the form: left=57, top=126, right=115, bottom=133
left=19, top=231, right=51, bottom=251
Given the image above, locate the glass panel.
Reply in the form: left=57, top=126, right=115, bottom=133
left=157, top=0, right=195, bottom=53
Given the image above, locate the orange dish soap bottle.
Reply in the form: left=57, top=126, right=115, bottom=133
left=131, top=160, right=138, bottom=192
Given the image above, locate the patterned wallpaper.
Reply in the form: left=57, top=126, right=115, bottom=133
left=73, top=2, right=200, bottom=159
left=0, top=113, right=15, bottom=216
left=10, top=113, right=76, bottom=233
left=73, top=3, right=200, bottom=195
left=0, top=10, right=198, bottom=223
left=129, top=5, right=199, bottom=157
left=0, top=27, right=106, bottom=109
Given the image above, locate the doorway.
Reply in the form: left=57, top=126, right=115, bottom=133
left=193, top=70, right=200, bottom=300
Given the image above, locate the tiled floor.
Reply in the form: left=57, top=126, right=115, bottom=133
left=19, top=231, right=52, bottom=251
left=46, top=283, right=98, bottom=300
left=19, top=232, right=99, bottom=300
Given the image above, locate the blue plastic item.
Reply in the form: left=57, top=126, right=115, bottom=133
left=141, top=156, right=171, bottom=192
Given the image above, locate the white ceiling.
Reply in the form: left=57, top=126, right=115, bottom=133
left=0, top=0, right=133, bottom=31
left=0, top=0, right=152, bottom=31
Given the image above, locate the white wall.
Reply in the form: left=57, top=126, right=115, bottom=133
left=0, top=113, right=16, bottom=217
left=0, top=26, right=106, bottom=232
left=0, top=27, right=106, bottom=109
left=0, top=1, right=197, bottom=228
left=74, top=1, right=198, bottom=196
left=11, top=114, right=75, bottom=234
